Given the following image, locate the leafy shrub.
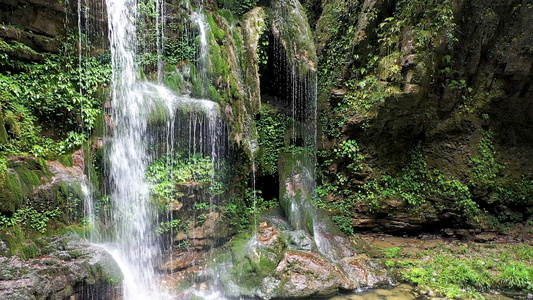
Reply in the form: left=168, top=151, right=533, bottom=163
left=0, top=37, right=111, bottom=158
left=0, top=207, right=61, bottom=233
left=145, top=153, right=226, bottom=203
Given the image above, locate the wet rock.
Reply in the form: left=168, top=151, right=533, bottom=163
left=158, top=250, right=207, bottom=273
left=0, top=233, right=123, bottom=300
left=220, top=221, right=390, bottom=299
left=276, top=251, right=354, bottom=298
left=284, top=230, right=316, bottom=251
left=340, top=254, right=389, bottom=289
left=159, top=266, right=211, bottom=293
left=475, top=233, right=498, bottom=243
left=257, top=222, right=284, bottom=249
left=176, top=212, right=236, bottom=249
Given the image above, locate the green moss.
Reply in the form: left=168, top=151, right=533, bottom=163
left=20, top=241, right=39, bottom=259
left=207, top=85, right=224, bottom=103
left=218, top=9, right=237, bottom=25
left=147, top=98, right=171, bottom=125
left=209, top=42, right=230, bottom=79
left=58, top=154, right=73, bottom=167
left=0, top=225, right=26, bottom=256
left=219, top=230, right=278, bottom=291
left=207, top=13, right=226, bottom=42
left=0, top=172, right=23, bottom=212
left=164, top=72, right=184, bottom=94
left=271, top=0, right=317, bottom=75
left=83, top=140, right=99, bottom=191
left=0, top=114, right=8, bottom=143
left=14, top=165, right=40, bottom=192
left=37, top=158, right=52, bottom=178
left=91, top=110, right=106, bottom=137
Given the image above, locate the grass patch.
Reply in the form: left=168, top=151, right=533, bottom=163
left=372, top=240, right=533, bottom=299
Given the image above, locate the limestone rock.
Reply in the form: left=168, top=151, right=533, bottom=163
left=219, top=221, right=390, bottom=299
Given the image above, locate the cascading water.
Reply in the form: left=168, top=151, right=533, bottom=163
left=191, top=9, right=209, bottom=96
left=80, top=0, right=340, bottom=297
left=105, top=0, right=162, bottom=296
left=79, top=0, right=228, bottom=298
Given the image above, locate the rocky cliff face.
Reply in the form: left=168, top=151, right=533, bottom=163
left=313, top=0, right=533, bottom=233
left=0, top=0, right=107, bottom=57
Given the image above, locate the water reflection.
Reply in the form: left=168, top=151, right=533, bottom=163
left=329, top=284, right=517, bottom=300
left=329, top=284, right=417, bottom=300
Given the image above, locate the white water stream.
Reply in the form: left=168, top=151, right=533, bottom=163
left=101, top=0, right=220, bottom=298
left=106, top=0, right=160, bottom=297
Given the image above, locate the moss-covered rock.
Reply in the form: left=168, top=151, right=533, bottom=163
left=314, top=0, right=533, bottom=233
left=0, top=233, right=123, bottom=299
left=0, top=171, right=24, bottom=213
left=218, top=219, right=389, bottom=299
left=0, top=113, right=8, bottom=144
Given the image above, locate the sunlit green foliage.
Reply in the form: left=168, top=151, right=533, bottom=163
left=395, top=244, right=533, bottom=298
left=0, top=37, right=110, bottom=158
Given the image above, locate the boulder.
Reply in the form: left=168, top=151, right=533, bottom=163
left=275, top=251, right=354, bottom=298
left=219, top=221, right=390, bottom=299
left=158, top=250, right=207, bottom=273
left=0, top=233, right=123, bottom=300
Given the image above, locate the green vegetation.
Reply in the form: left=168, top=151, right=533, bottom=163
left=155, top=219, right=184, bottom=235
left=317, top=145, right=480, bottom=234
left=399, top=245, right=532, bottom=298
left=0, top=207, right=61, bottom=234
left=256, top=104, right=288, bottom=176
left=224, top=188, right=277, bottom=231
left=0, top=37, right=110, bottom=159
left=145, top=153, right=225, bottom=204
left=468, top=131, right=533, bottom=224
left=355, top=236, right=533, bottom=299
left=217, top=0, right=258, bottom=17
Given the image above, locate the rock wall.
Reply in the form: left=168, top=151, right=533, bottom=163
left=313, top=0, right=533, bottom=233
left=0, top=0, right=107, bottom=57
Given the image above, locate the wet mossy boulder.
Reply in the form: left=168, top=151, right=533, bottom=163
left=218, top=220, right=390, bottom=299
left=0, top=233, right=123, bottom=300
left=0, top=156, right=53, bottom=214
left=0, top=154, right=89, bottom=247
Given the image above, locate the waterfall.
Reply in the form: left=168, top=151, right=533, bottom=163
left=79, top=0, right=334, bottom=297
left=105, top=0, right=162, bottom=298
left=77, top=0, right=227, bottom=298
